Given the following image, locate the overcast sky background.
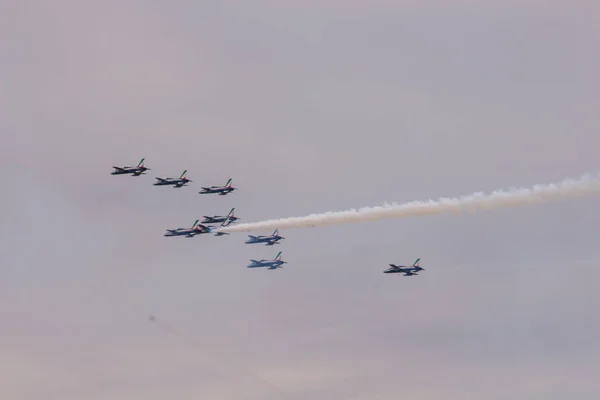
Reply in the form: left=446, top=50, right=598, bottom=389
left=1, top=1, right=599, bottom=399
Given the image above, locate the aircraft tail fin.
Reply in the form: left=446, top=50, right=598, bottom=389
left=413, top=258, right=421, bottom=267
left=192, top=219, right=199, bottom=228
left=220, top=215, right=232, bottom=227
left=275, top=251, right=282, bottom=261
left=272, top=229, right=278, bottom=236
left=180, top=169, right=187, bottom=179
left=225, top=178, right=232, bottom=187
left=138, top=158, right=145, bottom=167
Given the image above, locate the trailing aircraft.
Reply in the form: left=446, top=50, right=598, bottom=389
left=245, top=229, right=285, bottom=246
left=199, top=178, right=236, bottom=195
left=383, top=258, right=424, bottom=276
left=201, top=208, right=239, bottom=224
left=111, top=158, right=149, bottom=176
left=247, top=251, right=286, bottom=270
left=154, top=170, right=192, bottom=188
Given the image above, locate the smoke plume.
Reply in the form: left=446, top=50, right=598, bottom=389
left=216, top=173, right=600, bottom=233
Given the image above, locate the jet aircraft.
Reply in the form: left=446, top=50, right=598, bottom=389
left=245, top=229, right=285, bottom=246
left=154, top=170, right=192, bottom=188
left=163, top=219, right=213, bottom=238
left=111, top=158, right=149, bottom=176
left=201, top=208, right=240, bottom=224
left=383, top=258, right=424, bottom=276
left=199, top=178, right=236, bottom=195
left=247, top=251, right=286, bottom=270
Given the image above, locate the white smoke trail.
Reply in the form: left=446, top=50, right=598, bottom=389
left=216, top=173, right=600, bottom=233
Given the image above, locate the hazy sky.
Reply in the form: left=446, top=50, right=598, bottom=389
left=1, top=1, right=599, bottom=399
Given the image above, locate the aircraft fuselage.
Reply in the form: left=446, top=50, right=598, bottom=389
left=154, top=179, right=190, bottom=186
left=164, top=229, right=197, bottom=237
left=200, top=187, right=235, bottom=195
left=111, top=167, right=148, bottom=175
left=247, top=261, right=285, bottom=269
left=245, top=237, right=283, bottom=245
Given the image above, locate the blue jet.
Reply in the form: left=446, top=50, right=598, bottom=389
left=245, top=229, right=285, bottom=246
left=111, top=158, right=150, bottom=176
left=247, top=251, right=287, bottom=270
left=202, top=208, right=240, bottom=225
left=154, top=170, right=192, bottom=188
left=383, top=258, right=424, bottom=276
left=199, top=178, right=236, bottom=195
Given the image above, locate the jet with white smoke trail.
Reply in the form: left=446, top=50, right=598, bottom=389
left=215, top=173, right=600, bottom=234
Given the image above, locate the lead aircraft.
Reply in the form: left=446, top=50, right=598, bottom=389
left=111, top=158, right=149, bottom=176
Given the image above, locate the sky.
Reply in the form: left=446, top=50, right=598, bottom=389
left=1, top=0, right=599, bottom=399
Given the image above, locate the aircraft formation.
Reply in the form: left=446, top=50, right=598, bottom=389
left=112, top=158, right=419, bottom=275
left=111, top=158, right=287, bottom=270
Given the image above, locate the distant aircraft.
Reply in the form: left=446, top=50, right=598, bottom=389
left=383, top=258, right=424, bottom=276
left=163, top=219, right=213, bottom=238
left=111, top=158, right=149, bottom=176
left=245, top=229, right=285, bottom=246
left=201, top=208, right=240, bottom=225
left=199, top=178, right=236, bottom=195
left=247, top=251, right=287, bottom=270
left=154, top=170, right=192, bottom=188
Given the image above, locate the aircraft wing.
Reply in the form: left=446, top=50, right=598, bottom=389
left=112, top=166, right=127, bottom=171
left=155, top=177, right=168, bottom=182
